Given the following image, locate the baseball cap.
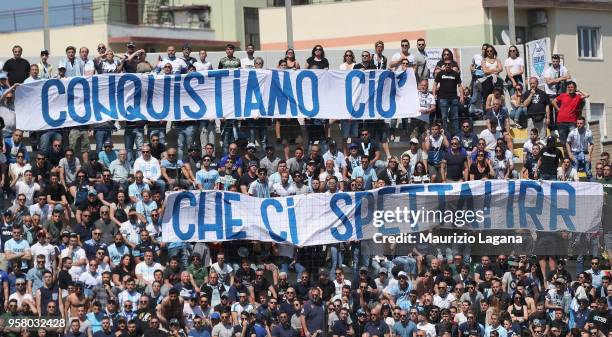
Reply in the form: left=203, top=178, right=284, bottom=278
left=398, top=271, right=408, bottom=278
left=3, top=209, right=12, bottom=217
left=247, top=142, right=257, bottom=149
left=555, top=277, right=567, bottom=284
left=210, top=312, right=220, bottom=320
left=169, top=318, right=179, bottom=325
left=410, top=138, right=419, bottom=144
left=221, top=292, right=229, bottom=299
left=359, top=266, right=368, bottom=272
left=357, top=308, right=367, bottom=316
left=61, top=230, right=71, bottom=237
left=379, top=268, right=387, bottom=274
left=349, top=143, right=358, bottom=150
left=307, top=160, right=317, bottom=166
left=103, top=141, right=113, bottom=147
left=127, top=41, right=135, bottom=47
left=0, top=72, right=7, bottom=80
left=248, top=161, right=258, bottom=167
left=88, top=189, right=97, bottom=196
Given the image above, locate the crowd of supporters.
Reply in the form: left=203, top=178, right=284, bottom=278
left=0, top=38, right=609, bottom=337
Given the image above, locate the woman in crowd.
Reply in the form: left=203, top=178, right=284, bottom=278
left=339, top=50, right=355, bottom=70
left=469, top=150, right=493, bottom=180
left=110, top=190, right=132, bottom=227
left=284, top=48, right=300, bottom=69
left=306, top=44, right=329, bottom=69
left=504, top=45, right=525, bottom=96
left=136, top=51, right=154, bottom=73
left=492, top=145, right=511, bottom=179
left=111, top=254, right=135, bottom=288
left=480, top=45, right=503, bottom=105
left=410, top=161, right=430, bottom=184
left=434, top=48, right=459, bottom=77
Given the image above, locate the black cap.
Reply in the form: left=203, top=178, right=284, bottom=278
left=307, top=160, right=317, bottom=166
left=127, top=41, right=135, bottom=47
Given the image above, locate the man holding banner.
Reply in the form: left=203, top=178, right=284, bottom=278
left=1, top=39, right=607, bottom=337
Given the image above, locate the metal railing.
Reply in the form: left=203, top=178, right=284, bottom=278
left=0, top=0, right=207, bottom=33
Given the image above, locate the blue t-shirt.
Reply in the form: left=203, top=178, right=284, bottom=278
left=196, top=169, right=220, bottom=190
left=387, top=283, right=413, bottom=311
left=98, top=150, right=118, bottom=168
left=189, top=329, right=211, bottom=337
left=351, top=166, right=378, bottom=190
left=107, top=243, right=131, bottom=266
left=128, top=182, right=150, bottom=202
left=252, top=323, right=268, bottom=337
left=136, top=200, right=157, bottom=224
left=86, top=312, right=105, bottom=333
left=4, top=238, right=30, bottom=270
left=393, top=321, right=417, bottom=337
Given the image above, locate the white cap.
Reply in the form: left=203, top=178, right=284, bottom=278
left=410, top=138, right=419, bottom=144
left=398, top=271, right=408, bottom=278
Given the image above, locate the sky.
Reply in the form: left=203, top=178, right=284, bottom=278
left=0, top=0, right=93, bottom=33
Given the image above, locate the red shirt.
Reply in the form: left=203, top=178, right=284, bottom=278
left=556, top=93, right=583, bottom=123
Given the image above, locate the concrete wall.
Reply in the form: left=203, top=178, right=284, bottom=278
left=0, top=24, right=109, bottom=58
left=161, top=0, right=268, bottom=49
left=548, top=8, right=612, bottom=143
left=258, top=0, right=488, bottom=50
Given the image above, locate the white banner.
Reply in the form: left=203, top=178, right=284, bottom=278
left=526, top=37, right=551, bottom=84
left=161, top=180, right=603, bottom=246
left=15, top=69, right=418, bottom=131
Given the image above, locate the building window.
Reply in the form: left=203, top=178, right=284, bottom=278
left=244, top=7, right=260, bottom=49
left=589, top=103, right=604, bottom=122
left=577, top=27, right=601, bottom=58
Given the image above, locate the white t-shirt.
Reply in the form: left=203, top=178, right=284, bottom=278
left=9, top=163, right=31, bottom=184
left=210, top=262, right=233, bottom=285
left=100, top=59, right=121, bottom=73
left=160, top=57, right=187, bottom=74
left=479, top=129, right=500, bottom=152
left=504, top=57, right=524, bottom=76
left=29, top=203, right=51, bottom=221
left=14, top=181, right=40, bottom=206
left=30, top=242, right=58, bottom=271
left=543, top=65, right=569, bottom=95
left=391, top=52, right=416, bottom=69
left=339, top=63, right=354, bottom=70
left=135, top=261, right=163, bottom=284
left=241, top=57, right=255, bottom=69
left=194, top=60, right=212, bottom=71
left=61, top=247, right=87, bottom=280
left=8, top=292, right=34, bottom=310
left=417, top=91, right=435, bottom=122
